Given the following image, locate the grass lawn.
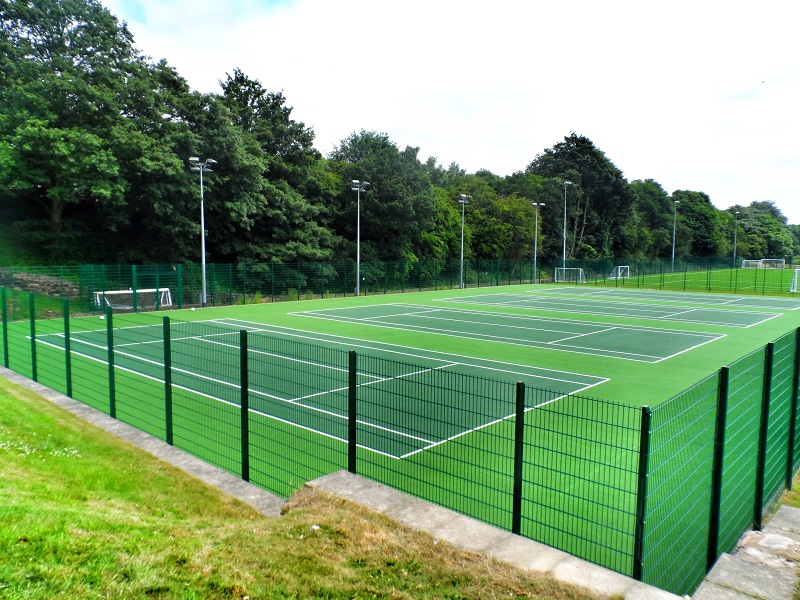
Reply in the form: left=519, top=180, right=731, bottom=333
left=0, top=375, right=612, bottom=600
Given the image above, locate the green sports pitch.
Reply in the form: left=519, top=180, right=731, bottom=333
left=20, top=282, right=800, bottom=450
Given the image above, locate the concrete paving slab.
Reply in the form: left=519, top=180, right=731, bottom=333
left=428, top=514, right=512, bottom=553
left=624, top=581, right=690, bottom=600
left=692, top=580, right=763, bottom=600
left=703, top=553, right=795, bottom=600
left=764, top=505, right=800, bottom=542
left=487, top=534, right=572, bottom=572
left=551, top=555, right=636, bottom=598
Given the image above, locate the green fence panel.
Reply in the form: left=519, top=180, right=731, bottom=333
left=718, top=348, right=766, bottom=551
left=245, top=330, right=350, bottom=498
left=764, top=331, right=797, bottom=507
left=643, top=374, right=718, bottom=596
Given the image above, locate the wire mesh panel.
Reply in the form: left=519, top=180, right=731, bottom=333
left=718, top=348, right=765, bottom=553
left=763, top=333, right=797, bottom=508
left=353, top=354, right=519, bottom=530
left=643, top=375, right=717, bottom=596
left=245, top=331, right=350, bottom=497
left=107, top=313, right=170, bottom=438
left=168, top=319, right=243, bottom=476
left=520, top=392, right=641, bottom=575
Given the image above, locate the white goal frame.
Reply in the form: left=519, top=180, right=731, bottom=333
left=94, top=288, right=173, bottom=310
left=791, top=269, right=800, bottom=293
left=555, top=267, right=587, bottom=284
left=742, top=258, right=786, bottom=269
left=608, top=266, right=630, bottom=280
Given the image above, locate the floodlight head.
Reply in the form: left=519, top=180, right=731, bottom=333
left=563, top=180, right=573, bottom=186
left=189, top=156, right=199, bottom=163
left=206, top=158, right=217, bottom=164
left=190, top=166, right=201, bottom=171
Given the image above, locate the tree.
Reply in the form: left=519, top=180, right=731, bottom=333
left=220, top=69, right=337, bottom=262
left=671, top=190, right=723, bottom=257
left=328, top=131, right=435, bottom=265
left=630, top=179, right=674, bottom=257
left=526, top=134, right=636, bottom=259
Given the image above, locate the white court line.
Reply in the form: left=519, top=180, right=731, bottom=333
left=219, top=318, right=608, bottom=388
left=294, top=312, right=675, bottom=363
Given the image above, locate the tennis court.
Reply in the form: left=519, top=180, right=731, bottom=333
left=292, top=303, right=725, bottom=362
left=33, top=317, right=606, bottom=459
left=437, top=290, right=789, bottom=327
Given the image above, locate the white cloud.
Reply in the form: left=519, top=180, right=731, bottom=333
left=103, top=0, right=800, bottom=224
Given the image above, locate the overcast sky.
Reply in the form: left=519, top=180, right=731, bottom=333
left=102, top=0, right=799, bottom=224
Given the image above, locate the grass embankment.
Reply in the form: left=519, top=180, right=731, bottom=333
left=0, top=377, right=608, bottom=600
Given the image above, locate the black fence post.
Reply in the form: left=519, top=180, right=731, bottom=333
left=1, top=287, right=9, bottom=368
left=755, top=343, right=775, bottom=530
left=708, top=366, right=729, bottom=571
left=163, top=316, right=173, bottom=445
left=512, top=381, right=526, bottom=535
left=28, top=293, right=37, bottom=382
left=787, top=328, right=800, bottom=489
left=63, top=298, right=72, bottom=398
left=633, top=405, right=651, bottom=581
left=106, top=306, right=115, bottom=418
left=348, top=350, right=357, bottom=474
left=240, top=330, right=250, bottom=482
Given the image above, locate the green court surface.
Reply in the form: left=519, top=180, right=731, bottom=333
left=291, top=303, right=725, bottom=362
left=33, top=317, right=606, bottom=459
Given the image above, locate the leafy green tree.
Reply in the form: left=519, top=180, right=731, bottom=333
left=630, top=179, right=674, bottom=257
left=671, top=190, right=723, bottom=257
left=525, top=134, right=636, bottom=259
left=328, top=131, right=435, bottom=265
left=733, top=201, right=794, bottom=260
left=219, top=69, right=337, bottom=262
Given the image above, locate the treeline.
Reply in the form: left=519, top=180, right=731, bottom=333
left=1, top=0, right=798, bottom=268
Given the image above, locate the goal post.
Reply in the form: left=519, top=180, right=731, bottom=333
left=608, top=266, right=630, bottom=280
left=791, top=269, right=800, bottom=293
left=554, top=267, right=586, bottom=284
left=93, top=288, right=173, bottom=310
left=741, top=258, right=786, bottom=269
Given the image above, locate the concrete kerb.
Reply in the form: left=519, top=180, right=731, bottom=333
left=307, top=470, right=683, bottom=600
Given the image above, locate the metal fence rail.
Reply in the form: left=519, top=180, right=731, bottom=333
left=1, top=288, right=799, bottom=597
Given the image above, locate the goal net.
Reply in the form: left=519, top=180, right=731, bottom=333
left=94, top=288, right=173, bottom=310
left=555, top=267, right=586, bottom=284
left=791, top=269, right=800, bottom=293
left=608, top=266, right=630, bottom=280
left=742, top=258, right=786, bottom=269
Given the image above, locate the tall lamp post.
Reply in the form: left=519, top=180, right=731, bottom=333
left=732, top=210, right=741, bottom=268
left=532, top=202, right=545, bottom=283
left=351, top=180, right=370, bottom=297
left=562, top=181, right=572, bottom=270
left=671, top=200, right=679, bottom=273
left=458, top=194, right=471, bottom=289
left=189, top=156, right=217, bottom=306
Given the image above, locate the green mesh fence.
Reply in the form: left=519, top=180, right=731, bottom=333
left=718, top=348, right=765, bottom=552
left=2, top=287, right=800, bottom=598
left=643, top=375, right=718, bottom=595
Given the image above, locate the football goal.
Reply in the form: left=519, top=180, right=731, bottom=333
left=791, top=269, right=800, bottom=293
left=608, top=266, right=630, bottom=280
left=94, top=288, right=173, bottom=310
left=555, top=267, right=586, bottom=284
left=742, top=258, right=786, bottom=269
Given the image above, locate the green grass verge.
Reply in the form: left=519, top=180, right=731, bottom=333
left=0, top=376, right=614, bottom=600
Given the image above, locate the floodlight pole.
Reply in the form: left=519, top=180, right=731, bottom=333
left=671, top=200, right=679, bottom=273
left=458, top=194, right=471, bottom=289
left=732, top=211, right=741, bottom=269
left=562, top=181, right=572, bottom=270
left=189, top=157, right=217, bottom=306
left=532, top=202, right=545, bottom=283
left=351, top=180, right=370, bottom=297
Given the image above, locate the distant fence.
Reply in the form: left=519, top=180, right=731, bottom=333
left=0, top=257, right=796, bottom=315
left=1, top=287, right=799, bottom=597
